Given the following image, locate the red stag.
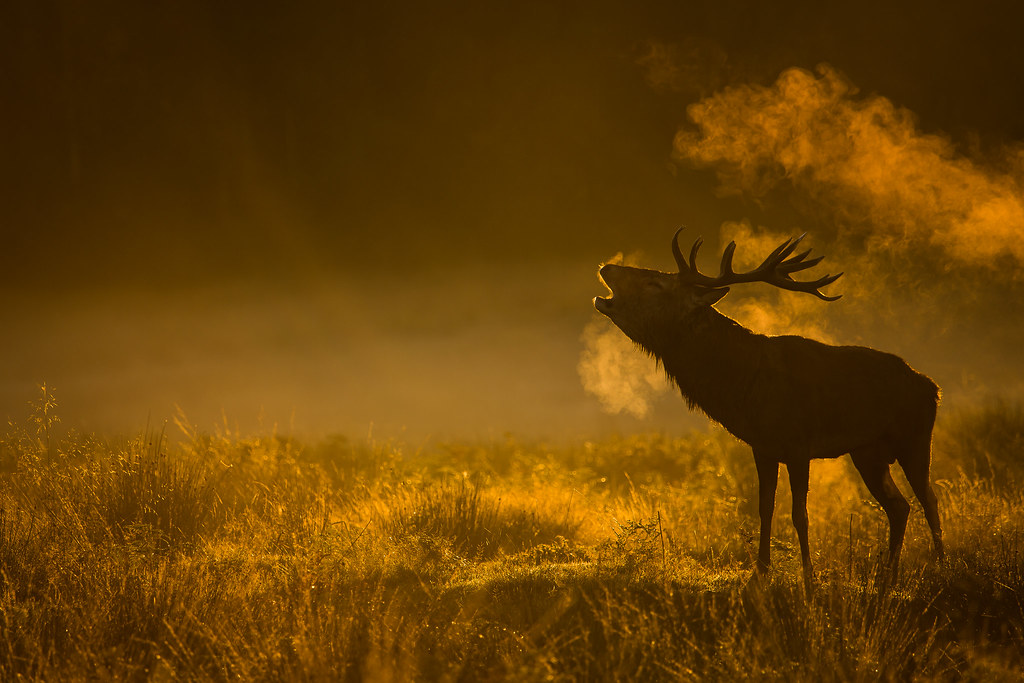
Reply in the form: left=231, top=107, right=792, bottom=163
left=594, top=228, right=944, bottom=582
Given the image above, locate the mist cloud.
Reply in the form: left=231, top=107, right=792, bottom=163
left=578, top=317, right=670, bottom=418
left=675, top=65, right=1024, bottom=268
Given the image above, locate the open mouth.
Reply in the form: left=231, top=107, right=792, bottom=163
left=594, top=267, right=615, bottom=312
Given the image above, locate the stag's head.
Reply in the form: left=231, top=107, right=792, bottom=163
left=595, top=228, right=842, bottom=344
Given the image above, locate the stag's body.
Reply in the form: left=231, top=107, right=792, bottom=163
left=660, top=306, right=938, bottom=459
left=595, top=230, right=944, bottom=583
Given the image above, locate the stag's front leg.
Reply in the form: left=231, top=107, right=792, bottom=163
left=753, top=452, right=779, bottom=574
left=787, top=459, right=812, bottom=588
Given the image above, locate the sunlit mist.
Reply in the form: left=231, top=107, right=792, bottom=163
left=672, top=64, right=1024, bottom=305
left=578, top=316, right=670, bottom=417
left=676, top=65, right=1024, bottom=267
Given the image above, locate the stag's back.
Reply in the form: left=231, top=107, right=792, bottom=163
left=741, top=334, right=939, bottom=460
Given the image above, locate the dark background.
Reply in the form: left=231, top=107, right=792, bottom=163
left=3, top=0, right=1024, bottom=439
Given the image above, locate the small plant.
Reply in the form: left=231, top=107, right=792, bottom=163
left=596, top=516, right=664, bottom=580
left=28, top=382, right=60, bottom=462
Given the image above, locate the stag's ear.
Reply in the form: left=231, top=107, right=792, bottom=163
left=692, top=287, right=729, bottom=307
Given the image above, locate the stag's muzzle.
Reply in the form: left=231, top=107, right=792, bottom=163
left=594, top=264, right=618, bottom=313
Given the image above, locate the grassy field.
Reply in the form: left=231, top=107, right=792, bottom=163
left=1, top=391, right=1022, bottom=681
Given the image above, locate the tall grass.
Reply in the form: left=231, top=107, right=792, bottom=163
left=0, top=390, right=1022, bottom=680
left=936, top=397, right=1024, bottom=488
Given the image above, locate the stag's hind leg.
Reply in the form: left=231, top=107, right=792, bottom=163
left=898, top=435, right=945, bottom=561
left=851, top=447, right=910, bottom=571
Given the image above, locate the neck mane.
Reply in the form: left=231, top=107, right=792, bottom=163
left=642, top=306, right=765, bottom=424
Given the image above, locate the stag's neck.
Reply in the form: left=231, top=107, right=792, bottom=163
left=650, top=306, right=765, bottom=425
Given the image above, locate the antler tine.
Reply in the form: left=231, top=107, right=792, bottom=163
left=801, top=272, right=842, bottom=289
left=688, top=237, right=704, bottom=272
left=673, top=228, right=725, bottom=286
left=815, top=272, right=844, bottom=287
left=781, top=247, right=813, bottom=265
left=779, top=251, right=825, bottom=274
left=811, top=272, right=844, bottom=301
left=671, top=227, right=689, bottom=272
left=759, top=235, right=797, bottom=267
left=719, top=241, right=738, bottom=277
left=763, top=233, right=805, bottom=268
left=773, top=271, right=844, bottom=301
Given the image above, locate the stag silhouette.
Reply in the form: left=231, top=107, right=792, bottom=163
left=594, top=228, right=944, bottom=584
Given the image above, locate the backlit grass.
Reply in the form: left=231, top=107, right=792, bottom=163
left=0, top=394, right=1022, bottom=680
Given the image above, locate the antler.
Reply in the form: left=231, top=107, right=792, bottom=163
left=671, top=227, right=843, bottom=301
